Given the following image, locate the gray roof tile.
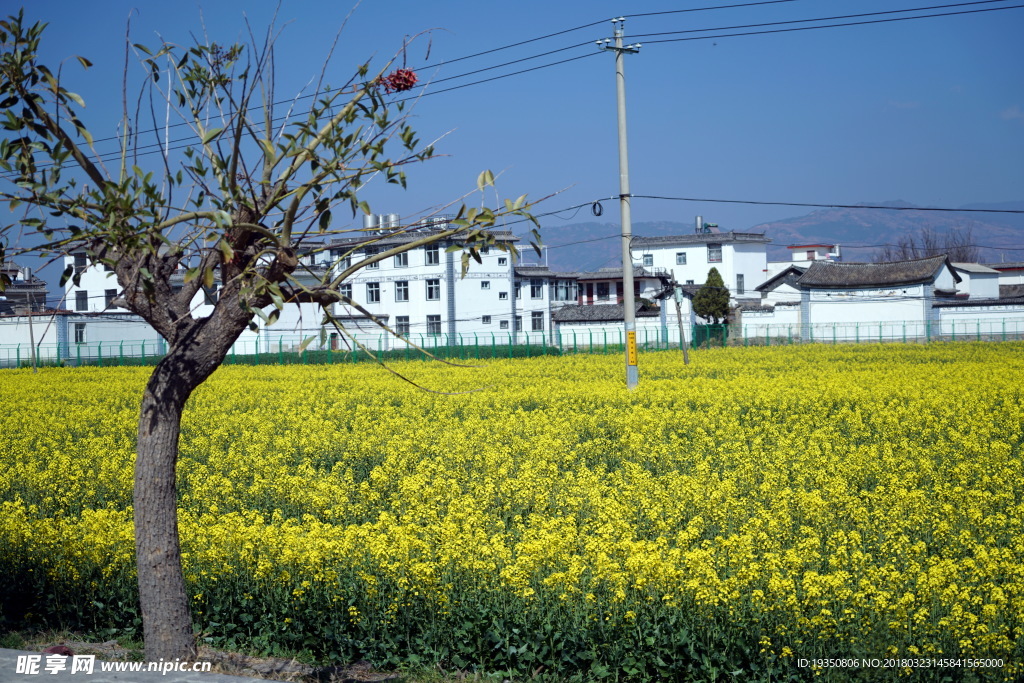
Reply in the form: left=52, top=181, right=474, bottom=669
left=797, top=255, right=957, bottom=288
left=552, top=302, right=661, bottom=323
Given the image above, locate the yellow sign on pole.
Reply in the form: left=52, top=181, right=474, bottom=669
left=627, top=330, right=637, bottom=365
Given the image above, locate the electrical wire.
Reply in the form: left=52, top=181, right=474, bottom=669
left=626, top=0, right=807, bottom=19
left=629, top=0, right=1015, bottom=39
left=639, top=3, right=1024, bottom=44
left=630, top=195, right=1024, bottom=214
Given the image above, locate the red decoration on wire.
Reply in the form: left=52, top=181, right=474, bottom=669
left=380, top=68, right=418, bottom=93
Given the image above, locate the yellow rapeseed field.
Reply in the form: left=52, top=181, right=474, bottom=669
left=1, top=343, right=1022, bottom=680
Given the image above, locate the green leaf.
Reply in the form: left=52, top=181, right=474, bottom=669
left=298, top=335, right=317, bottom=352
left=75, top=56, right=92, bottom=69
left=318, top=209, right=331, bottom=233
left=202, top=267, right=215, bottom=289
left=476, top=169, right=494, bottom=192
left=133, top=43, right=153, bottom=56
left=217, top=240, right=234, bottom=263
left=201, top=127, right=223, bottom=144
left=63, top=91, right=85, bottom=107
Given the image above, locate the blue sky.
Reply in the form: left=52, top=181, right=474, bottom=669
left=6, top=0, right=1024, bottom=286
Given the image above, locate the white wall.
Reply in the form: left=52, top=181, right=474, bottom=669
left=740, top=305, right=801, bottom=339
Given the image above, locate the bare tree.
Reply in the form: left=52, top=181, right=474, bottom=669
left=0, top=10, right=539, bottom=660
left=876, top=225, right=979, bottom=262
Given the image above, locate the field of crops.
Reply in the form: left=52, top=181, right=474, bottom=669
left=1, top=343, right=1022, bottom=681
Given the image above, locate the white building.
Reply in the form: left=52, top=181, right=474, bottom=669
left=764, top=243, right=841, bottom=280
left=327, top=225, right=524, bottom=343
left=631, top=226, right=769, bottom=302
left=798, top=255, right=961, bottom=340
left=61, top=247, right=328, bottom=354
left=951, top=263, right=1001, bottom=300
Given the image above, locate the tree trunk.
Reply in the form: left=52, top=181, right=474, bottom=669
left=134, top=351, right=200, bottom=661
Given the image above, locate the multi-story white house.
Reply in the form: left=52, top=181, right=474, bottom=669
left=62, top=246, right=327, bottom=353
left=327, top=220, right=523, bottom=342
left=630, top=219, right=769, bottom=301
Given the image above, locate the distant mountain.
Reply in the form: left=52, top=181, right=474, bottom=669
left=525, top=201, right=1024, bottom=272
left=749, top=200, right=1024, bottom=262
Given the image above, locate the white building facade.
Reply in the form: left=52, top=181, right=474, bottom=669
left=631, top=230, right=769, bottom=301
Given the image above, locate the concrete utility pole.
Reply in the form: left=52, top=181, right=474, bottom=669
left=598, top=18, right=641, bottom=389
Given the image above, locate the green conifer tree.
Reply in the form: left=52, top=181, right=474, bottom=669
left=692, top=267, right=730, bottom=324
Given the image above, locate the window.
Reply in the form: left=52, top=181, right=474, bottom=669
left=482, top=315, right=492, bottom=324
left=366, top=282, right=380, bottom=303
left=481, top=281, right=490, bottom=290
left=103, top=263, right=114, bottom=272
left=331, top=250, right=352, bottom=269
left=497, top=257, right=507, bottom=266
left=76, top=290, right=88, bottom=311
left=686, top=279, right=694, bottom=285
left=498, top=291, right=508, bottom=300
left=676, top=252, right=687, bottom=265
left=203, top=287, right=216, bottom=306
left=426, top=279, right=441, bottom=301
left=73, top=253, right=87, bottom=274
left=425, top=245, right=440, bottom=266
left=514, top=315, right=522, bottom=331
left=806, top=250, right=816, bottom=261
left=73, top=323, right=86, bottom=344
left=395, top=316, right=410, bottom=336
left=596, top=283, right=610, bottom=300
left=642, top=254, right=654, bottom=267
left=340, top=283, right=352, bottom=301
left=531, top=311, right=544, bottom=331
left=736, top=274, right=745, bottom=295
left=394, top=252, right=408, bottom=268
left=530, top=279, right=543, bottom=299
left=499, top=320, right=509, bottom=330
left=105, top=289, right=117, bottom=308
left=554, top=280, right=574, bottom=301
left=395, top=280, right=409, bottom=302
left=426, top=315, right=442, bottom=335
left=364, top=247, right=379, bottom=269
left=708, top=243, right=723, bottom=263
left=480, top=246, right=490, bottom=254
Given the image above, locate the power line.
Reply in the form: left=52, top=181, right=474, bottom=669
left=626, top=0, right=807, bottom=19
left=67, top=0, right=816, bottom=149
left=4, top=51, right=604, bottom=171
left=630, top=195, right=1024, bottom=214
left=638, top=3, right=1024, bottom=44
left=629, top=0, right=1015, bottom=39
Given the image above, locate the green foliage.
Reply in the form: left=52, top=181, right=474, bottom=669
left=692, top=267, right=731, bottom=324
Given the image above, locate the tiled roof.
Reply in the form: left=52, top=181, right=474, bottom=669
left=633, top=231, right=770, bottom=247
left=951, top=262, right=1001, bottom=274
left=514, top=266, right=580, bottom=279
left=575, top=266, right=665, bottom=281
left=755, top=265, right=807, bottom=292
left=552, top=302, right=661, bottom=323
left=1000, top=284, right=1024, bottom=299
left=796, top=256, right=957, bottom=288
